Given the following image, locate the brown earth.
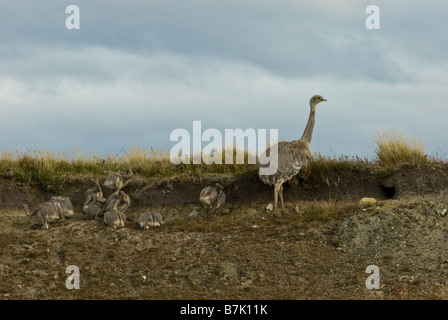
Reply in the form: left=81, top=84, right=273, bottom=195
left=1, top=165, right=448, bottom=300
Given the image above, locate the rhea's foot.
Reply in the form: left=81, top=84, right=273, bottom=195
left=273, top=208, right=283, bottom=218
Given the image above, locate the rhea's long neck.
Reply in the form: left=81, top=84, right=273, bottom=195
left=300, top=103, right=316, bottom=144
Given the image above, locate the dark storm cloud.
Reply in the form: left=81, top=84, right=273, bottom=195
left=0, top=0, right=447, bottom=157
left=1, top=0, right=431, bottom=82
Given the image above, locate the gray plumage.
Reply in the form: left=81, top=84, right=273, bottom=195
left=105, top=190, right=130, bottom=213
left=22, top=202, right=64, bottom=230
left=259, top=95, right=327, bottom=218
left=103, top=168, right=133, bottom=191
left=199, top=183, right=226, bottom=218
left=85, top=176, right=104, bottom=200
left=50, top=196, right=75, bottom=218
left=82, top=194, right=104, bottom=220
left=83, top=176, right=107, bottom=218
left=137, top=212, right=164, bottom=229
left=103, top=210, right=126, bottom=228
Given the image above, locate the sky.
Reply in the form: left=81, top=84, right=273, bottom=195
left=0, top=0, right=447, bottom=159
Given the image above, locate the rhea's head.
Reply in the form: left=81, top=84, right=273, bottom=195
left=310, top=95, right=327, bottom=106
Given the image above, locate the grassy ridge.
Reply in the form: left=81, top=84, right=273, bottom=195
left=0, top=129, right=446, bottom=192
left=0, top=146, right=260, bottom=191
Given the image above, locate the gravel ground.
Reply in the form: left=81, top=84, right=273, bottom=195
left=1, top=194, right=448, bottom=300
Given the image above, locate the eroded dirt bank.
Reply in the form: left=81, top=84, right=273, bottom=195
left=1, top=165, right=448, bottom=300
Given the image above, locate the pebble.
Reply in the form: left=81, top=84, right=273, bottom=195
left=247, top=208, right=257, bottom=215
left=441, top=209, right=447, bottom=217
left=188, top=208, right=200, bottom=220
left=359, top=197, right=377, bottom=209
left=265, top=204, right=273, bottom=212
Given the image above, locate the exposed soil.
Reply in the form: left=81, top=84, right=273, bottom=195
left=1, top=165, right=448, bottom=300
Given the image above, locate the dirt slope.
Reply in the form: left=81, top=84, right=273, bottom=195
left=1, top=165, right=448, bottom=300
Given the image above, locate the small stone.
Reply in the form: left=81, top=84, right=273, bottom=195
left=294, top=205, right=300, bottom=214
left=265, top=204, right=273, bottom=212
left=441, top=208, right=447, bottom=216
left=359, top=197, right=377, bottom=209
left=247, top=208, right=257, bottom=215
left=188, top=208, right=200, bottom=220
left=373, top=290, right=384, bottom=298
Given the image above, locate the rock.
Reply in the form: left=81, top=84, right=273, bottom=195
left=359, top=197, right=377, bottom=209
left=247, top=208, right=257, bottom=215
left=441, top=208, right=447, bottom=217
left=373, top=290, right=384, bottom=299
left=265, top=204, right=273, bottom=212
left=188, top=208, right=200, bottom=220
left=294, top=205, right=300, bottom=214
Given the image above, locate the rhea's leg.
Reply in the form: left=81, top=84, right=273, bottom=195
left=273, top=183, right=283, bottom=218
left=274, top=187, right=278, bottom=210
left=279, top=185, right=285, bottom=213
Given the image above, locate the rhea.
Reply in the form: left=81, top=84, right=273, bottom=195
left=83, top=177, right=107, bottom=218
left=258, top=95, right=327, bottom=218
left=22, top=202, right=65, bottom=230
left=104, top=190, right=131, bottom=213
left=103, top=210, right=126, bottom=229
left=83, top=194, right=106, bottom=220
left=137, top=212, right=164, bottom=229
left=50, top=196, right=75, bottom=218
left=199, top=183, right=226, bottom=218
left=103, top=168, right=133, bottom=192
left=85, top=176, right=104, bottom=200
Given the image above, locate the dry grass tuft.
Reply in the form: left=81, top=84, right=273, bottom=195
left=373, top=129, right=427, bottom=168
